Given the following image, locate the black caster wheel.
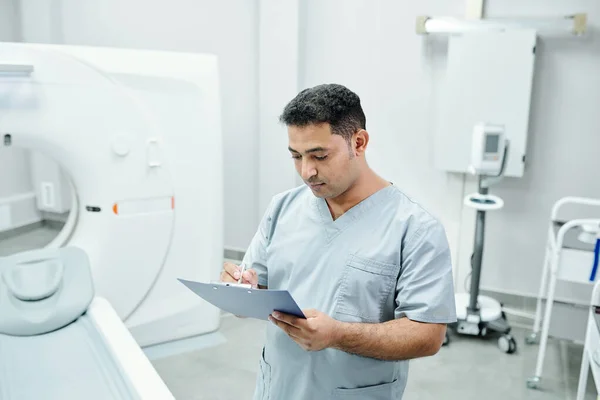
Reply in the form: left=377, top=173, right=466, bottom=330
left=442, top=332, right=450, bottom=346
left=498, top=334, right=517, bottom=354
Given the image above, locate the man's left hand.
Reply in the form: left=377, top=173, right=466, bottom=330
left=269, top=309, right=342, bottom=351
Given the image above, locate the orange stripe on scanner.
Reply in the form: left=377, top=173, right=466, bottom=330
left=112, top=197, right=173, bottom=216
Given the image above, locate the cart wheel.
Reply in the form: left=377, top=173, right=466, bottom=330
left=443, top=332, right=450, bottom=346
left=498, top=334, right=517, bottom=354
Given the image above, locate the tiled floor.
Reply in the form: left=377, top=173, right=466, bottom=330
left=152, top=315, right=598, bottom=400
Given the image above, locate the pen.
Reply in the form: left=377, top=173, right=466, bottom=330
left=237, top=262, right=246, bottom=284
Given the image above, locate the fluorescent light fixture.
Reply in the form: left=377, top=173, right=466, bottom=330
left=416, top=13, right=587, bottom=36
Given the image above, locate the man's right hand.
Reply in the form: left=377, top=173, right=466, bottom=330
left=221, top=262, right=259, bottom=289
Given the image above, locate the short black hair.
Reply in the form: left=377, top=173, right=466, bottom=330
left=279, top=83, right=366, bottom=141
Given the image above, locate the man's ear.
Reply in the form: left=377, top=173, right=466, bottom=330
left=353, top=129, right=369, bottom=156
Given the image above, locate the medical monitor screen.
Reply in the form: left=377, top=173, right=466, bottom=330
left=485, top=134, right=499, bottom=154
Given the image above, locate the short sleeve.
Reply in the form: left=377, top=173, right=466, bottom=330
left=240, top=198, right=275, bottom=288
left=395, top=218, right=457, bottom=324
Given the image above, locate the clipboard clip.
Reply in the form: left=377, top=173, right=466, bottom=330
left=210, top=281, right=252, bottom=289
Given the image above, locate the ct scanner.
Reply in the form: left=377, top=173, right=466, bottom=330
left=0, top=42, right=224, bottom=398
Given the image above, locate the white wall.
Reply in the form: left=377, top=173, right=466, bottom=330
left=17, top=0, right=260, bottom=250
left=257, top=2, right=467, bottom=282
left=0, top=147, right=33, bottom=198
left=298, top=0, right=600, bottom=303
left=0, top=0, right=36, bottom=232
left=0, top=147, right=41, bottom=232
left=477, top=0, right=600, bottom=302
left=300, top=0, right=468, bottom=282
left=257, top=0, right=303, bottom=215
left=0, top=146, right=72, bottom=232
left=0, top=0, right=19, bottom=41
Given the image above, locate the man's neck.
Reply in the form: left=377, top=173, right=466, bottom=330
left=326, top=169, right=390, bottom=220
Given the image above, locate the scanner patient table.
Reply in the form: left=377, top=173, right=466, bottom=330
left=0, top=247, right=175, bottom=399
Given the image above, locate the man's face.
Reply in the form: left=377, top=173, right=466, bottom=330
left=288, top=123, right=359, bottom=199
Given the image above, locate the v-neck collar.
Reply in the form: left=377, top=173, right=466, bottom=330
left=313, top=185, right=397, bottom=243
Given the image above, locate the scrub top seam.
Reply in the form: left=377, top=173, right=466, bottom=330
left=316, top=186, right=400, bottom=244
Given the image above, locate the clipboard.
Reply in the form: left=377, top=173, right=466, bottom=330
left=177, top=278, right=306, bottom=320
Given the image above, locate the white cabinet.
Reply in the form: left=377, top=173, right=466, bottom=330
left=433, top=30, right=537, bottom=178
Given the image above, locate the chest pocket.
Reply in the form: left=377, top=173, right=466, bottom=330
left=334, top=254, right=399, bottom=323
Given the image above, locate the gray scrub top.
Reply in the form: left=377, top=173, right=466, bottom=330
left=242, top=184, right=457, bottom=400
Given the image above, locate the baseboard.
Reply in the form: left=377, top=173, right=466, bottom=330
left=480, top=288, right=590, bottom=313
left=40, top=210, right=70, bottom=224
left=42, top=219, right=66, bottom=231
left=480, top=288, right=588, bottom=343
left=223, top=247, right=245, bottom=262
left=481, top=284, right=591, bottom=308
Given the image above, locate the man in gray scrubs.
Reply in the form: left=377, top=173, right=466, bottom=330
left=221, top=84, right=457, bottom=399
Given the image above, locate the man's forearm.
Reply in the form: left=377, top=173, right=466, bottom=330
left=331, top=318, right=446, bottom=361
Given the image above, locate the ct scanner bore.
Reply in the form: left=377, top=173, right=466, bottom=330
left=0, top=42, right=224, bottom=347
left=0, top=147, right=78, bottom=255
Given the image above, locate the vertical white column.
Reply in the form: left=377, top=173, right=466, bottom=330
left=453, top=0, right=486, bottom=294
left=0, top=0, right=21, bottom=41
left=18, top=0, right=64, bottom=43
left=258, top=0, right=301, bottom=215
